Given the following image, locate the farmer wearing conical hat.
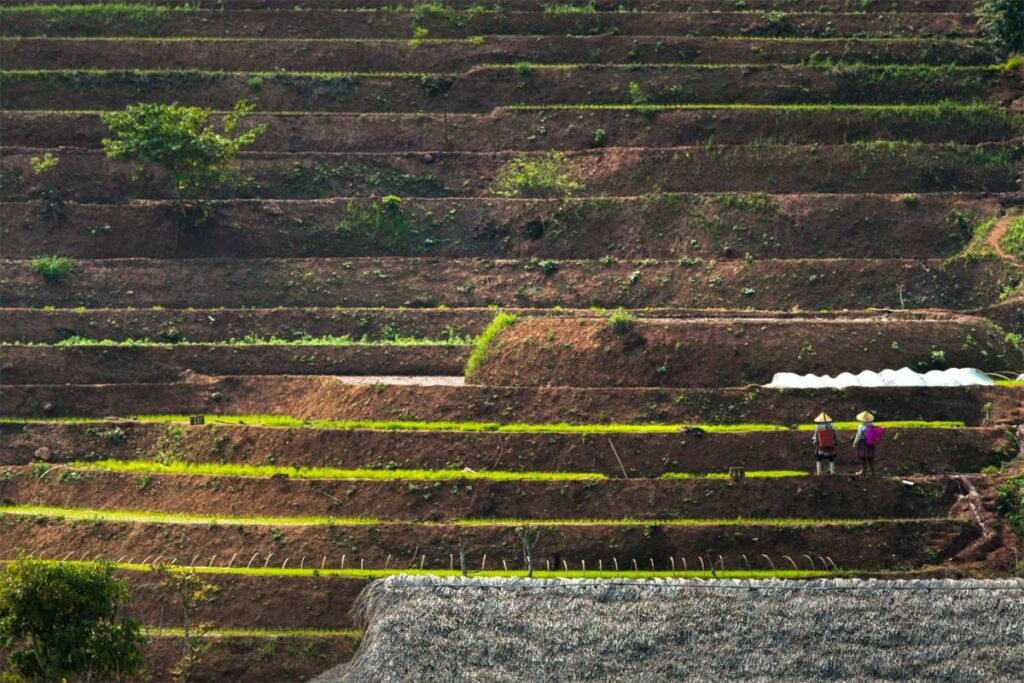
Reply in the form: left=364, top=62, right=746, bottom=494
left=811, top=412, right=838, bottom=476
left=853, top=411, right=882, bottom=476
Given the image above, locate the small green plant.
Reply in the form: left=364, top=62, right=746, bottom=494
left=101, top=100, right=264, bottom=212
left=464, top=313, right=517, bottom=381
left=628, top=81, right=649, bottom=105
left=537, top=259, right=559, bottom=275
left=591, top=128, right=607, bottom=147
left=490, top=152, right=582, bottom=198
left=514, top=61, right=533, bottom=76
left=901, top=193, right=919, bottom=207
left=28, top=153, right=59, bottom=175
left=607, top=308, right=635, bottom=335
left=995, top=474, right=1024, bottom=535
left=30, top=255, right=77, bottom=284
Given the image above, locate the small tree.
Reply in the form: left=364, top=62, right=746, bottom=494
left=100, top=100, right=264, bottom=223
left=515, top=526, right=542, bottom=578
left=0, top=557, right=145, bottom=682
left=155, top=565, right=219, bottom=683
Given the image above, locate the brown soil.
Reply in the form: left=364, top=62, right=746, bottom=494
left=1, top=515, right=978, bottom=575
left=0, top=306, right=998, bottom=344
left=3, top=376, right=1021, bottom=425
left=4, top=64, right=1017, bottom=113
left=6, top=109, right=1017, bottom=152
left=0, top=345, right=468, bottom=384
left=0, top=465, right=964, bottom=520
left=4, top=36, right=994, bottom=71
left=0, top=11, right=979, bottom=40
left=0, top=0, right=978, bottom=11
left=5, top=146, right=1019, bottom=204
left=144, top=633, right=358, bottom=683
left=2, top=421, right=1013, bottom=476
left=469, top=317, right=1020, bottom=387
left=0, top=257, right=1012, bottom=311
left=1, top=194, right=1004, bottom=260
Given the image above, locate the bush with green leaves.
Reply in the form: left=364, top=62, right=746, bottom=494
left=490, top=152, right=582, bottom=198
left=977, top=0, right=1024, bottom=53
left=607, top=308, right=635, bottom=335
left=999, top=215, right=1024, bottom=260
left=30, top=255, right=77, bottom=284
left=0, top=558, right=145, bottom=682
left=996, top=474, right=1024, bottom=536
left=101, top=100, right=264, bottom=206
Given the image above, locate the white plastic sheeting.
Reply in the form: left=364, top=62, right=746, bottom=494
left=766, top=367, right=994, bottom=389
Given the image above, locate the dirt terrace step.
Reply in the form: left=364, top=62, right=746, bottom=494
left=1, top=421, right=1013, bottom=476
left=2, top=194, right=1007, bottom=260
left=468, top=317, right=1020, bottom=387
left=0, top=257, right=1010, bottom=310
left=3, top=65, right=1017, bottom=112
left=3, top=377, right=1020, bottom=423
left=5, top=107, right=1022, bottom=152
left=0, top=0, right=981, bottom=12
left=0, top=306, right=992, bottom=344
left=1, top=36, right=996, bottom=71
left=1, top=517, right=980, bottom=585
left=3, top=145, right=1019, bottom=202
left=0, top=9, right=980, bottom=40
left=144, top=632, right=357, bottom=683
left=0, top=465, right=963, bottom=519
left=0, top=344, right=470, bottom=384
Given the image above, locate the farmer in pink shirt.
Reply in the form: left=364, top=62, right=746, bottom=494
left=853, top=411, right=883, bottom=476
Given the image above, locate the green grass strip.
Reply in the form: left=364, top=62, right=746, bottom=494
left=662, top=470, right=808, bottom=479
left=67, top=459, right=605, bottom=481
left=0, top=415, right=967, bottom=433
left=28, top=559, right=850, bottom=581
left=0, top=505, right=936, bottom=528
left=5, top=333, right=472, bottom=347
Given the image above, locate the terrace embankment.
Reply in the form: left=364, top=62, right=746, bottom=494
left=0, top=306, right=1001, bottom=344
left=0, top=515, right=979, bottom=576
left=5, top=146, right=1020, bottom=202
left=0, top=344, right=469, bottom=384
left=0, top=10, right=981, bottom=40
left=2, top=36, right=998, bottom=71
left=468, top=316, right=1022, bottom=387
left=1, top=193, right=1007, bottom=260
left=0, top=466, right=965, bottom=520
left=1, top=421, right=1013, bottom=476
left=6, top=108, right=1019, bottom=151
left=1, top=257, right=1013, bottom=310
left=3, top=64, right=1019, bottom=112
left=4, top=378, right=1022, bottom=424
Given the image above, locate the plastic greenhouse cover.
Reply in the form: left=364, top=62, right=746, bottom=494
left=765, top=367, right=994, bottom=389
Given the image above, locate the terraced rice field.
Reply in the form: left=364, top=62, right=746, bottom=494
left=1, top=0, right=1022, bottom=679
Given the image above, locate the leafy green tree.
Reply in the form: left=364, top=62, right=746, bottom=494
left=0, top=558, right=145, bottom=682
left=977, top=0, right=1024, bottom=53
left=155, top=565, right=219, bottom=683
left=100, top=100, right=265, bottom=210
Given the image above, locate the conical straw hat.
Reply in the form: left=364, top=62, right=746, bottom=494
left=857, top=411, right=875, bottom=422
left=814, top=413, right=831, bottom=423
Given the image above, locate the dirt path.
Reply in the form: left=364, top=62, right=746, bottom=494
left=985, top=216, right=1022, bottom=267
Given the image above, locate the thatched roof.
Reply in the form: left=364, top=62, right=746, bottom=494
left=328, top=576, right=1024, bottom=682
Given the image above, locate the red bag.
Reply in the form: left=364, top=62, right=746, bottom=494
left=816, top=427, right=836, bottom=449
left=865, top=426, right=884, bottom=446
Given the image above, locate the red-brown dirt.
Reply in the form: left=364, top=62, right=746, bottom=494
left=5, top=109, right=1017, bottom=152
left=0, top=466, right=964, bottom=520
left=0, top=515, right=978, bottom=575
left=4, top=36, right=995, bottom=71
left=0, top=11, right=980, bottom=40
left=0, top=345, right=469, bottom=384
left=1, top=194, right=1004, bottom=260
left=3, top=376, right=1021, bottom=424
left=0, top=257, right=1012, bottom=310
left=468, top=317, right=1021, bottom=387
left=3, top=64, right=1016, bottom=113
left=0, top=306, right=1000, bottom=344
left=1, top=422, right=1013, bottom=476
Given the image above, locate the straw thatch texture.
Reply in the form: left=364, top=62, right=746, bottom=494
left=331, top=577, right=1024, bottom=682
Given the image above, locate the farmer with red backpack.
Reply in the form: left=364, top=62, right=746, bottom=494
left=854, top=411, right=883, bottom=475
left=812, top=412, right=838, bottom=476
